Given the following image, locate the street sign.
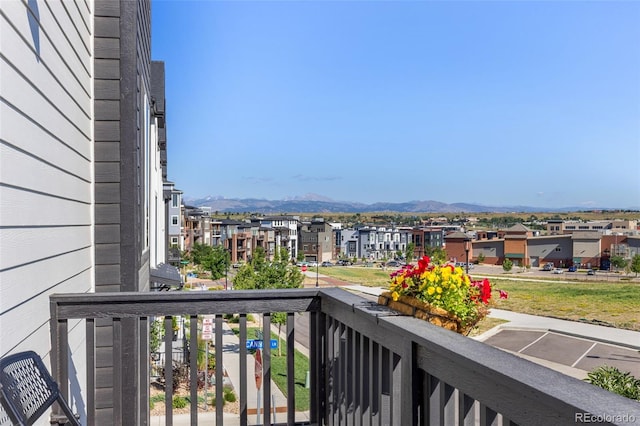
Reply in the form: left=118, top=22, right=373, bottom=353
left=246, top=339, right=278, bottom=349
left=202, top=318, right=214, bottom=339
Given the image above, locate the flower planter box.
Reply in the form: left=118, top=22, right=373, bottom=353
left=377, top=291, right=484, bottom=335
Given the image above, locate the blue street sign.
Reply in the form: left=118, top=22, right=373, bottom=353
left=246, top=339, right=278, bottom=349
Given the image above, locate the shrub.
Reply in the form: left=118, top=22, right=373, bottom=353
left=585, top=366, right=640, bottom=400
left=224, top=389, right=237, bottom=403
left=173, top=396, right=188, bottom=409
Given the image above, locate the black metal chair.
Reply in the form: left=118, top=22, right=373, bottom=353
left=0, top=351, right=80, bottom=425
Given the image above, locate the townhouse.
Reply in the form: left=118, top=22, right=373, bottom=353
left=0, top=1, right=177, bottom=423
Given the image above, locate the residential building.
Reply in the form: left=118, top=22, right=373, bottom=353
left=412, top=226, right=445, bottom=259
left=251, top=215, right=300, bottom=261
left=1, top=0, right=169, bottom=423
left=166, top=183, right=183, bottom=265
left=299, top=218, right=333, bottom=263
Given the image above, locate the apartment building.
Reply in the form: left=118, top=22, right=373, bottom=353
left=299, top=218, right=333, bottom=263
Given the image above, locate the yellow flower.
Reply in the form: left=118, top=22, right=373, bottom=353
left=436, top=286, right=442, bottom=294
left=427, top=286, right=435, bottom=295
left=392, top=291, right=399, bottom=301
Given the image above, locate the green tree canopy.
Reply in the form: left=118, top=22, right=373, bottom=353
left=405, top=243, right=415, bottom=263
left=201, top=246, right=229, bottom=280
left=610, top=255, right=627, bottom=272
left=629, top=254, right=640, bottom=277
left=232, top=247, right=303, bottom=290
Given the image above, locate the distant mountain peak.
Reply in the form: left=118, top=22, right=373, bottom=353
left=285, top=193, right=334, bottom=202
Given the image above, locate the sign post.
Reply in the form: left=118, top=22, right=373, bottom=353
left=255, top=348, right=263, bottom=424
left=202, top=318, right=213, bottom=410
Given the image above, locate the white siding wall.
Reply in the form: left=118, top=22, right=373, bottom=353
left=149, top=119, right=165, bottom=267
left=0, top=0, right=93, bottom=421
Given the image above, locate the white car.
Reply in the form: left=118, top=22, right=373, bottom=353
left=552, top=268, right=564, bottom=274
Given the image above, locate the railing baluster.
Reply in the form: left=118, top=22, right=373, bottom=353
left=286, top=312, right=295, bottom=425
left=372, top=340, right=380, bottom=426
left=164, top=316, right=173, bottom=426
left=327, top=316, right=337, bottom=426
left=361, top=335, right=371, bottom=426
left=215, top=314, right=224, bottom=424
left=442, top=383, right=455, bottom=425
left=189, top=315, right=198, bottom=426
left=85, top=318, right=95, bottom=426
left=480, top=403, right=499, bottom=426
left=345, top=325, right=353, bottom=426
left=239, top=314, right=248, bottom=426
left=113, top=318, right=122, bottom=425
left=427, top=373, right=440, bottom=425
left=458, top=391, right=476, bottom=426
left=262, top=313, right=272, bottom=426
left=353, top=330, right=361, bottom=426
left=392, top=351, right=402, bottom=425
left=381, top=347, right=391, bottom=426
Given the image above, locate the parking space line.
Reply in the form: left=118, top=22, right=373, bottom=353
left=571, top=342, right=598, bottom=368
left=518, top=331, right=549, bottom=353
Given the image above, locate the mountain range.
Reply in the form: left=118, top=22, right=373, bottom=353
left=183, top=194, right=620, bottom=214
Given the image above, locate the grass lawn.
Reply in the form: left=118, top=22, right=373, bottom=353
left=318, top=267, right=640, bottom=331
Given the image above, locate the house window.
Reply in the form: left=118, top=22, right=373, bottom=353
left=171, top=237, right=178, bottom=245
left=555, top=247, right=562, bottom=252
left=172, top=215, right=178, bottom=225
left=172, top=193, right=179, bottom=208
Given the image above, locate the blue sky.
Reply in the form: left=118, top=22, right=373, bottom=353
left=152, top=0, right=640, bottom=209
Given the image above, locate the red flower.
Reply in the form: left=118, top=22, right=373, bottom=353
left=499, top=290, right=508, bottom=299
left=417, top=256, right=430, bottom=273
left=481, top=278, right=492, bottom=303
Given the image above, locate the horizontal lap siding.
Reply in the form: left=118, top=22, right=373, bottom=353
left=0, top=3, right=93, bottom=405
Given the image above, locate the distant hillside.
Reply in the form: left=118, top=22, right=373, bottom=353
left=185, top=195, right=589, bottom=214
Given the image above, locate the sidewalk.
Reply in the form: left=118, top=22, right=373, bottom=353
left=152, top=320, right=310, bottom=425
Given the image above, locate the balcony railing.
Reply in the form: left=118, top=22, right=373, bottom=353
left=49, top=288, right=640, bottom=425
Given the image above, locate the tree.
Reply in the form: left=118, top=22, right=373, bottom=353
left=610, top=255, right=627, bottom=272
left=404, top=243, right=415, bottom=263
left=502, top=258, right=513, bottom=272
left=201, top=246, right=228, bottom=280
left=232, top=247, right=303, bottom=290
left=425, top=247, right=447, bottom=265
left=190, top=243, right=211, bottom=265
left=630, top=254, right=640, bottom=277
left=477, top=253, right=485, bottom=264
left=232, top=247, right=304, bottom=355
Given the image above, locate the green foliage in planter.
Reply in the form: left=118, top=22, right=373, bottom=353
left=585, top=366, right=640, bottom=400
left=172, top=396, right=188, bottom=409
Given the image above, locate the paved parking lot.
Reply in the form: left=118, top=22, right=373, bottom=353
left=483, top=329, right=640, bottom=378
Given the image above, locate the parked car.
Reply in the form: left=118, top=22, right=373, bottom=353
left=568, top=265, right=577, bottom=272
left=308, top=261, right=318, bottom=267
left=385, top=260, right=402, bottom=267
left=321, top=261, right=333, bottom=267
left=587, top=269, right=596, bottom=275
left=552, top=268, right=564, bottom=274
left=336, top=260, right=351, bottom=266
left=542, top=263, right=554, bottom=271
